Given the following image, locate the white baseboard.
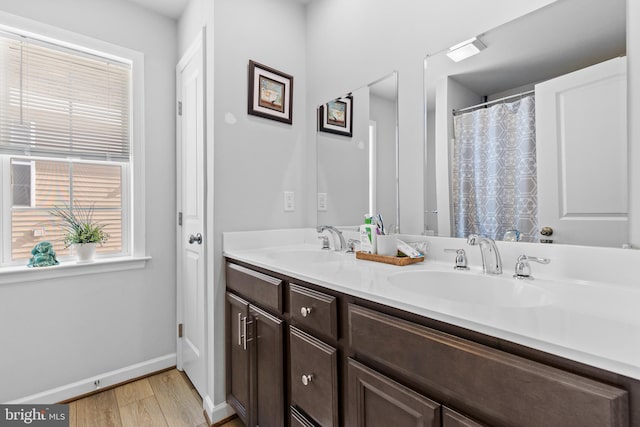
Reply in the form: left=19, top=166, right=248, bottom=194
left=204, top=395, right=235, bottom=425
left=8, top=353, right=177, bottom=404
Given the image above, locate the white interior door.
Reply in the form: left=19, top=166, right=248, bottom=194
left=176, top=31, right=206, bottom=398
left=535, top=57, right=627, bottom=246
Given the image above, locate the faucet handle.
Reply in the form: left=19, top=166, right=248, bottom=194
left=466, top=234, right=480, bottom=246
left=318, top=235, right=330, bottom=250
left=346, top=239, right=360, bottom=254
left=514, top=254, right=550, bottom=280
left=444, top=248, right=469, bottom=270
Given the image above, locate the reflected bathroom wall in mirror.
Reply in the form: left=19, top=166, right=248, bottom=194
left=424, top=0, right=627, bottom=247
left=317, top=72, right=399, bottom=231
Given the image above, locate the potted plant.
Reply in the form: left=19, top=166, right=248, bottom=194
left=50, top=203, right=109, bottom=262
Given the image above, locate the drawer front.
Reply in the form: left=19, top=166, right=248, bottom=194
left=289, top=283, right=338, bottom=340
left=443, top=407, right=486, bottom=427
left=348, top=304, right=629, bottom=427
left=290, top=326, right=338, bottom=427
left=226, top=262, right=283, bottom=313
left=290, top=407, right=317, bottom=427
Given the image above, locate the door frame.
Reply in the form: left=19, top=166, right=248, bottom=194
left=176, top=28, right=207, bottom=376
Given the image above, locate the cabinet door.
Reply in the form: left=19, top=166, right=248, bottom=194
left=348, top=358, right=441, bottom=427
left=250, top=304, right=285, bottom=427
left=226, top=292, right=251, bottom=426
left=443, top=407, right=485, bottom=427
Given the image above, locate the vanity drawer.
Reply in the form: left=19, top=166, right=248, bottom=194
left=226, top=263, right=283, bottom=313
left=348, top=304, right=629, bottom=427
left=290, top=406, right=317, bottom=427
left=290, top=326, right=338, bottom=427
left=289, top=283, right=338, bottom=340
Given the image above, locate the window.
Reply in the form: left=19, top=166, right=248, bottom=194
left=0, top=24, right=139, bottom=266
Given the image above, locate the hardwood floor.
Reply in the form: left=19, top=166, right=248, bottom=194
left=67, top=369, right=244, bottom=427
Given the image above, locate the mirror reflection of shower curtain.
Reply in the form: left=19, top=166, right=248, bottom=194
left=451, top=95, right=538, bottom=242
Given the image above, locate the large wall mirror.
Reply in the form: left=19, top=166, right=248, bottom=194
left=317, top=71, right=399, bottom=232
left=424, top=0, right=627, bottom=247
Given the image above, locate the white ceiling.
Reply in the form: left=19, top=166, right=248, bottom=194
left=123, top=0, right=188, bottom=19
left=425, top=0, right=625, bottom=110
left=123, top=0, right=309, bottom=20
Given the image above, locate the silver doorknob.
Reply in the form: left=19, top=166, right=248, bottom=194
left=300, top=307, right=312, bottom=317
left=301, top=374, right=314, bottom=386
left=188, top=233, right=203, bottom=244
left=540, top=227, right=553, bottom=236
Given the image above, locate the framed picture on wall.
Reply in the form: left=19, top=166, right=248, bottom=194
left=318, top=95, right=353, bottom=137
left=248, top=60, right=293, bottom=124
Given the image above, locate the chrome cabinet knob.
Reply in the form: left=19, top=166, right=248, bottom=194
left=300, top=307, right=312, bottom=317
left=301, top=374, right=314, bottom=386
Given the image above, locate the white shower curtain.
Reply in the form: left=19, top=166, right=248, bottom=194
left=451, top=95, right=538, bottom=242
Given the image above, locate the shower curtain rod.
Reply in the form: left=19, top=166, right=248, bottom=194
left=452, top=89, right=535, bottom=116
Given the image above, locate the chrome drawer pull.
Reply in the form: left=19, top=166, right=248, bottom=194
left=237, top=313, right=242, bottom=346
left=300, top=307, right=312, bottom=317
left=301, top=374, right=314, bottom=386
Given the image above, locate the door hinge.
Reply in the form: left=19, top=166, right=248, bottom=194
left=178, top=101, right=182, bottom=116
left=178, top=323, right=183, bottom=338
left=178, top=212, right=183, bottom=226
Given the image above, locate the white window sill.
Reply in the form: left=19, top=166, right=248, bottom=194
left=0, top=256, right=151, bottom=285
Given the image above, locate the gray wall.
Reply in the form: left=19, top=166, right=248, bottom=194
left=0, top=0, right=177, bottom=402
left=305, top=0, right=556, bottom=235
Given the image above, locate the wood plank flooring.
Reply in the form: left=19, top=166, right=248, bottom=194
left=67, top=369, right=243, bottom=427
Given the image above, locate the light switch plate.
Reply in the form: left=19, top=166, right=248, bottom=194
left=317, top=193, right=328, bottom=211
left=284, top=191, right=295, bottom=211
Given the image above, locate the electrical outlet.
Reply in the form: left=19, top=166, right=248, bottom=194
left=318, top=193, right=328, bottom=211
left=284, top=191, right=295, bottom=211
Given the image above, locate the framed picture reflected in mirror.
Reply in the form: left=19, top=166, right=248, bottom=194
left=318, top=95, right=353, bottom=137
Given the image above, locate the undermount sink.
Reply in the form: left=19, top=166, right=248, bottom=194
left=387, top=270, right=554, bottom=308
left=266, top=248, right=345, bottom=264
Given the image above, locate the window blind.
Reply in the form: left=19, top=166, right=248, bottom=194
left=0, top=32, right=131, bottom=161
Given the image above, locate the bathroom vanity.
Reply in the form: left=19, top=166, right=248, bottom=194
left=223, top=230, right=640, bottom=427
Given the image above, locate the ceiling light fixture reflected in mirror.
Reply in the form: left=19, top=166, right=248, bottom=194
left=446, top=37, right=486, bottom=62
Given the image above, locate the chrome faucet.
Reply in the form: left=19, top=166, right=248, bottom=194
left=467, top=234, right=502, bottom=275
left=514, top=254, right=550, bottom=280
left=316, top=225, right=346, bottom=251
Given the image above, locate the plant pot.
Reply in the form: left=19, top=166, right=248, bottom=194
left=74, top=242, right=97, bottom=262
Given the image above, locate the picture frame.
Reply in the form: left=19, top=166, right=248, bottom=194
left=248, top=60, right=293, bottom=124
left=318, top=95, right=353, bottom=137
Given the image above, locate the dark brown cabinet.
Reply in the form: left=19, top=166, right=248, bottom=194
left=226, top=292, right=251, bottom=426
left=251, top=305, right=284, bottom=427
left=226, top=259, right=637, bottom=427
left=226, top=269, right=286, bottom=427
left=348, top=303, right=629, bottom=427
left=347, top=358, right=441, bottom=427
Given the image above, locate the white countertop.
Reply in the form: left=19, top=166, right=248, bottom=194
left=223, top=229, right=640, bottom=380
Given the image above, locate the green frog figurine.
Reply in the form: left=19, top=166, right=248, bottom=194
left=28, top=241, right=60, bottom=267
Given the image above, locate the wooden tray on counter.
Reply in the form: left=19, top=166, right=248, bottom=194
left=355, top=251, right=424, bottom=266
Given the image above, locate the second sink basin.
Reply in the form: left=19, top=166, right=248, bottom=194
left=387, top=270, right=554, bottom=308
